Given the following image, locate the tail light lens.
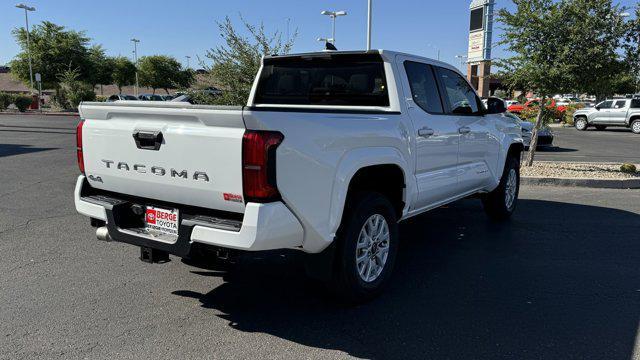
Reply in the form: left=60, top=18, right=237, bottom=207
left=242, top=130, right=284, bottom=203
left=76, top=119, right=85, bottom=174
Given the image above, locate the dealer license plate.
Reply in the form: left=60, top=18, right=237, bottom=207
left=145, top=206, right=179, bottom=238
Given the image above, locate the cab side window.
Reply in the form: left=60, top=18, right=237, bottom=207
left=434, top=67, right=481, bottom=115
left=614, top=100, right=627, bottom=109
left=404, top=61, right=443, bottom=114
left=597, top=100, right=613, bottom=109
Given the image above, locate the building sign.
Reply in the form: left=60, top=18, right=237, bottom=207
left=469, top=7, right=484, bottom=32
left=467, top=0, right=494, bottom=62
left=468, top=31, right=484, bottom=61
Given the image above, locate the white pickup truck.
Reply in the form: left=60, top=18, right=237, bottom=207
left=75, top=50, right=523, bottom=301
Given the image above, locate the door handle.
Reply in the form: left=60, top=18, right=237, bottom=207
left=133, top=130, right=163, bottom=150
left=418, top=127, right=435, bottom=137
left=458, top=126, right=471, bottom=134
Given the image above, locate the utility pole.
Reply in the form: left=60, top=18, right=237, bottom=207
left=321, top=10, right=347, bottom=44
left=185, top=55, right=191, bottom=69
left=285, top=17, right=291, bottom=42
left=15, top=3, right=36, bottom=91
left=131, top=38, right=140, bottom=97
left=367, top=0, right=372, bottom=50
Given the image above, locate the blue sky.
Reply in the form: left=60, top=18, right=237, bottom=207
left=0, top=0, right=636, bottom=72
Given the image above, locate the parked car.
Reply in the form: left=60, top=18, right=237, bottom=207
left=106, top=94, right=138, bottom=102
left=504, top=112, right=554, bottom=148
left=161, top=95, right=175, bottom=101
left=75, top=50, right=523, bottom=302
left=505, top=100, right=521, bottom=107
left=201, top=86, right=223, bottom=96
left=508, top=98, right=566, bottom=117
left=138, top=94, right=165, bottom=101
left=573, top=98, right=640, bottom=134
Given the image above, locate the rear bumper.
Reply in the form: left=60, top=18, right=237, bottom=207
left=74, top=176, right=304, bottom=255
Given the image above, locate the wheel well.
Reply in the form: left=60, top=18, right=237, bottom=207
left=630, top=115, right=640, bottom=123
left=508, top=142, right=524, bottom=162
left=346, top=164, right=405, bottom=218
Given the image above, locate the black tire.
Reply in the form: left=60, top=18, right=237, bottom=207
left=575, top=117, right=588, bottom=131
left=631, top=120, right=640, bottom=135
left=483, top=155, right=520, bottom=221
left=595, top=125, right=607, bottom=131
left=330, top=192, right=399, bottom=303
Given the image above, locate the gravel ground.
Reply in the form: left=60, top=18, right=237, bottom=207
left=522, top=161, right=640, bottom=179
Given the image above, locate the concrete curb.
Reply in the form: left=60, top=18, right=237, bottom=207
left=522, top=176, right=640, bottom=189
left=0, top=111, right=79, bottom=117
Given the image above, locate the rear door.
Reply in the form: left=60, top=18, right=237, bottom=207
left=79, top=103, right=247, bottom=213
left=397, top=57, right=460, bottom=208
left=610, top=100, right=629, bottom=125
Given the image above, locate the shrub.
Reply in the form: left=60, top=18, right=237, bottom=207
left=55, top=67, right=96, bottom=110
left=67, top=83, right=96, bottom=109
left=0, top=92, right=15, bottom=111
left=14, top=95, right=33, bottom=112
left=561, top=103, right=585, bottom=126
left=95, top=95, right=108, bottom=102
left=620, top=163, right=637, bottom=174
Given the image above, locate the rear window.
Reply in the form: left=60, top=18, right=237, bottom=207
left=254, top=53, right=389, bottom=107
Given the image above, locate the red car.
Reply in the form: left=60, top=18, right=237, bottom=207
left=508, top=99, right=566, bottom=114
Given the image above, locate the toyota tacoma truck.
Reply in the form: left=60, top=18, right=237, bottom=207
left=573, top=98, right=640, bottom=134
left=75, top=50, right=523, bottom=301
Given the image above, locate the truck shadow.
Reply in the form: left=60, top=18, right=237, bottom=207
left=173, top=198, right=640, bottom=360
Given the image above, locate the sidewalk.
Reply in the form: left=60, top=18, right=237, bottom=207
left=0, top=110, right=78, bottom=116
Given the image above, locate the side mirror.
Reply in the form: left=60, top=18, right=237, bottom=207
left=595, top=106, right=600, bottom=111
left=485, top=97, right=507, bottom=114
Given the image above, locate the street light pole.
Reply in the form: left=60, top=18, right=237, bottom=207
left=131, top=38, right=140, bottom=97
left=455, top=55, right=468, bottom=69
left=320, top=10, right=347, bottom=44
left=15, top=3, right=35, bottom=91
left=185, top=55, right=191, bottom=69
left=367, top=0, right=372, bottom=50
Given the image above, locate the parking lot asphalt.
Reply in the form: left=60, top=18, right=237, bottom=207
left=535, top=126, right=640, bottom=163
left=1, top=115, right=639, bottom=360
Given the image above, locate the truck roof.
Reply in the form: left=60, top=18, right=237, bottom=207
left=264, top=49, right=460, bottom=74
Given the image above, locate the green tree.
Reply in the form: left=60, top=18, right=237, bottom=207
left=497, top=0, right=629, bottom=166
left=10, top=21, right=91, bottom=89
left=563, top=0, right=628, bottom=100
left=497, top=0, right=572, bottom=165
left=623, top=3, right=640, bottom=93
left=202, top=15, right=296, bottom=105
left=87, top=45, right=114, bottom=94
left=138, top=55, right=188, bottom=94
left=111, top=56, right=136, bottom=94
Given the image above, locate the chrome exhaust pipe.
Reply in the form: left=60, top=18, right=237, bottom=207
left=96, top=226, right=112, bottom=242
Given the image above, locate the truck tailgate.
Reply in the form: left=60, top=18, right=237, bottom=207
left=79, top=102, right=246, bottom=213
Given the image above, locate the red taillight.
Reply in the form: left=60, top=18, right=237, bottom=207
left=242, top=130, right=284, bottom=203
left=76, top=119, right=85, bottom=174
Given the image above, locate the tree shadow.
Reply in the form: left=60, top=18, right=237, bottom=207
left=0, top=144, right=57, bottom=157
left=535, top=146, right=578, bottom=153
left=173, top=198, right=640, bottom=359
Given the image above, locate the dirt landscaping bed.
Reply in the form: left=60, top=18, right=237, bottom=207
left=521, top=161, right=640, bottom=180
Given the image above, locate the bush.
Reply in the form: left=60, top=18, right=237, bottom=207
left=620, top=163, right=637, bottom=174
left=67, top=83, right=96, bottom=109
left=0, top=92, right=15, bottom=111
left=55, top=68, right=96, bottom=110
left=561, top=103, right=585, bottom=126
left=95, top=95, right=108, bottom=102
left=14, top=95, right=33, bottom=112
